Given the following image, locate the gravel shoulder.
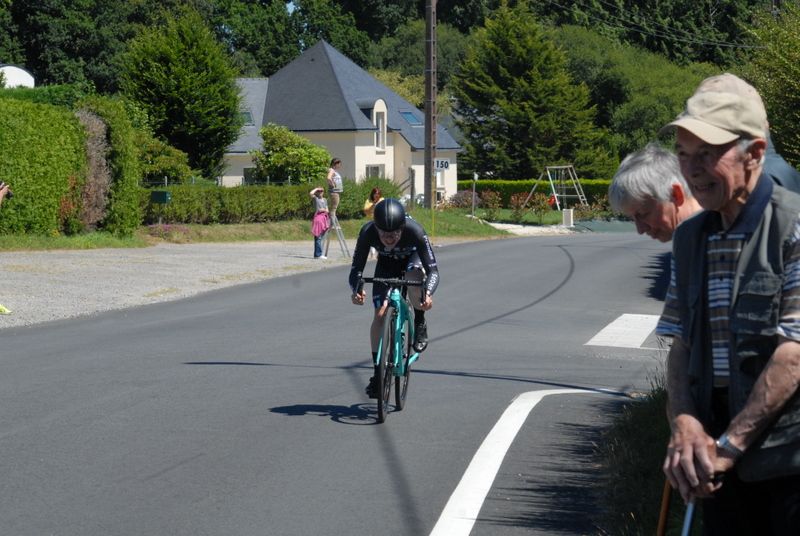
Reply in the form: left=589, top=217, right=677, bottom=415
left=0, top=224, right=577, bottom=330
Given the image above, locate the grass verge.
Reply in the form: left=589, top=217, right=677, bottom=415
left=0, top=209, right=513, bottom=251
left=594, top=358, right=702, bottom=536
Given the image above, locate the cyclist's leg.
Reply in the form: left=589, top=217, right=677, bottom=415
left=366, top=260, right=401, bottom=397
left=404, top=254, right=429, bottom=352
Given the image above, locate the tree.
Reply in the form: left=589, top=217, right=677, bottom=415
left=119, top=7, right=243, bottom=181
left=212, top=0, right=300, bottom=77
left=451, top=1, right=617, bottom=181
left=331, top=0, right=416, bottom=41
left=740, top=5, right=800, bottom=168
left=250, top=123, right=331, bottom=184
left=552, top=25, right=718, bottom=159
left=291, top=0, right=371, bottom=67
left=369, top=18, right=470, bottom=90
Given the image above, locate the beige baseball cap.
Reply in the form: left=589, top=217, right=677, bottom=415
left=660, top=89, right=767, bottom=144
left=694, top=73, right=766, bottom=114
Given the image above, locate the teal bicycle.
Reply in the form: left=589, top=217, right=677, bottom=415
left=356, top=272, right=425, bottom=423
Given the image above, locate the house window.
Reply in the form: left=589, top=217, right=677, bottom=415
left=239, top=111, right=254, bottom=126
left=375, top=111, right=385, bottom=150
left=400, top=111, right=422, bottom=125
left=366, top=165, right=384, bottom=178
left=436, top=169, right=445, bottom=188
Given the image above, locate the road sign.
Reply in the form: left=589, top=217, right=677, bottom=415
left=434, top=159, right=449, bottom=170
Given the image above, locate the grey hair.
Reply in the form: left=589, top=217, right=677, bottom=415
left=608, top=143, right=690, bottom=213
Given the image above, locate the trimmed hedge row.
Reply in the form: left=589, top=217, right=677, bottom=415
left=0, top=98, right=87, bottom=234
left=456, top=179, right=612, bottom=206
left=140, top=177, right=405, bottom=225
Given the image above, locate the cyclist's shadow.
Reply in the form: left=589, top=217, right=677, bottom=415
left=270, top=403, right=379, bottom=425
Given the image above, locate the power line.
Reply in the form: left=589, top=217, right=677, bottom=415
left=542, top=0, right=758, bottom=49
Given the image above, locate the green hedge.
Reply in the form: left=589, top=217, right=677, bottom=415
left=0, top=99, right=87, bottom=234
left=457, top=179, right=612, bottom=206
left=80, top=95, right=143, bottom=236
left=140, top=177, right=406, bottom=225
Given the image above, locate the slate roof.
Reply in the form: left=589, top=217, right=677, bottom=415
left=228, top=77, right=269, bottom=154
left=262, top=40, right=460, bottom=152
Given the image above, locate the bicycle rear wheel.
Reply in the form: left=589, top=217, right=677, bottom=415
left=395, top=309, right=412, bottom=411
left=377, top=306, right=396, bottom=423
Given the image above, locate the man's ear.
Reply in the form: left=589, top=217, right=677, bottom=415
left=671, top=182, right=686, bottom=207
left=745, top=139, right=768, bottom=170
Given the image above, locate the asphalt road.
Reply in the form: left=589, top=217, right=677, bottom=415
left=0, top=232, right=671, bottom=535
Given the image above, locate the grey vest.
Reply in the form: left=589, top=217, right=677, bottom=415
left=673, top=183, right=800, bottom=481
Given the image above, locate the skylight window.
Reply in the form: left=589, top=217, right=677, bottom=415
left=239, top=111, right=254, bottom=126
left=400, top=112, right=422, bottom=125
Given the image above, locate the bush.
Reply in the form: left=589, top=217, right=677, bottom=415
left=79, top=95, right=142, bottom=236
left=457, top=178, right=613, bottom=207
left=529, top=193, right=553, bottom=224
left=0, top=98, right=87, bottom=234
left=508, top=192, right=530, bottom=223
left=480, top=189, right=502, bottom=221
left=332, top=177, right=403, bottom=220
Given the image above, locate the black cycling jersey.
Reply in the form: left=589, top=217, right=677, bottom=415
left=349, top=216, right=439, bottom=297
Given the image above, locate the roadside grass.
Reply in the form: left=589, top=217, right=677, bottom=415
left=594, top=355, right=701, bottom=536
left=0, top=208, right=512, bottom=251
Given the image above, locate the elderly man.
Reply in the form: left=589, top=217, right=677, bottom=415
left=656, top=86, right=800, bottom=533
left=609, top=74, right=800, bottom=243
left=609, top=143, right=701, bottom=242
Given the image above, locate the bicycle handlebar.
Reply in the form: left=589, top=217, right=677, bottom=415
left=355, top=272, right=428, bottom=303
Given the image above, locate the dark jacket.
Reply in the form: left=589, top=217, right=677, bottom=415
left=673, top=177, right=800, bottom=481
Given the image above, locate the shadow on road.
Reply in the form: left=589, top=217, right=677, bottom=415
left=475, top=397, right=625, bottom=535
left=269, top=402, right=379, bottom=425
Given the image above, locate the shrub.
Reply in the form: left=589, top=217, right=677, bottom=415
left=529, top=193, right=553, bottom=224
left=449, top=189, right=481, bottom=210
left=508, top=192, right=530, bottom=223
left=79, top=95, right=142, bottom=236
left=480, top=189, right=502, bottom=221
left=0, top=98, right=87, bottom=234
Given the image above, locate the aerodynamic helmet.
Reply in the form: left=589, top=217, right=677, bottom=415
left=373, top=198, right=406, bottom=232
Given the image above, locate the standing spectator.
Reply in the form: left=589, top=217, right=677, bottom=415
left=0, top=182, right=11, bottom=314
left=326, top=158, right=343, bottom=225
left=310, top=187, right=329, bottom=260
left=657, top=86, right=800, bottom=533
left=363, top=188, right=384, bottom=260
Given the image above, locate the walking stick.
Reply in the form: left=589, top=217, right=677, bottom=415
left=656, top=479, right=672, bottom=536
left=680, top=497, right=696, bottom=536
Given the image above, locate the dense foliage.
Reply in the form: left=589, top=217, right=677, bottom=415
left=79, top=95, right=143, bottom=236
left=250, top=124, right=332, bottom=185
left=451, top=1, right=617, bottom=181
left=739, top=5, right=800, bottom=168
left=119, top=8, right=243, bottom=181
left=552, top=25, right=719, bottom=158
left=0, top=99, right=87, bottom=234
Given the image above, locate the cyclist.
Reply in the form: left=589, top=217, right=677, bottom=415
left=349, top=198, right=439, bottom=398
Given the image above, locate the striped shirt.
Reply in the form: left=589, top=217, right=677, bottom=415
left=657, top=179, right=800, bottom=386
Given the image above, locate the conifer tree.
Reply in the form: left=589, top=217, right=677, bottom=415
left=451, top=0, right=616, bottom=181
left=119, top=7, right=242, bottom=181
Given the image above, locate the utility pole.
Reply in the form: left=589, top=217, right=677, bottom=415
left=424, top=0, right=437, bottom=210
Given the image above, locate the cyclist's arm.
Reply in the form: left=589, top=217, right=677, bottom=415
left=415, top=229, right=439, bottom=297
left=348, top=226, right=372, bottom=293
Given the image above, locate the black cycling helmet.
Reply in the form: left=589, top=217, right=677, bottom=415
left=373, top=198, right=406, bottom=232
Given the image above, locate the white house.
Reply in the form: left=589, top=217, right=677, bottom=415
left=0, top=64, right=35, bottom=88
left=223, top=41, right=461, bottom=203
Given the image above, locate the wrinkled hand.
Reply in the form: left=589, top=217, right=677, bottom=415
left=663, top=414, right=718, bottom=503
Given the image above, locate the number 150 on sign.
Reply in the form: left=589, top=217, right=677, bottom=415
left=434, top=159, right=449, bottom=170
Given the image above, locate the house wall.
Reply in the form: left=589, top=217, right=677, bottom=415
left=221, top=155, right=252, bottom=187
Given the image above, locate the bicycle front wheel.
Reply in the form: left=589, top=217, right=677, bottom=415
left=377, top=305, right=396, bottom=423
left=395, top=309, right=412, bottom=411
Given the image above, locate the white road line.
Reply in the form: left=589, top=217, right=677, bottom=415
left=429, top=388, right=619, bottom=536
left=584, top=313, right=660, bottom=349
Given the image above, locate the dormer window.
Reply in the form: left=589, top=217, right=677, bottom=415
left=375, top=111, right=385, bottom=150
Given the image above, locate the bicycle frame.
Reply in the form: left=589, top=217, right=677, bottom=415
left=356, top=272, right=426, bottom=421
left=378, top=285, right=419, bottom=374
